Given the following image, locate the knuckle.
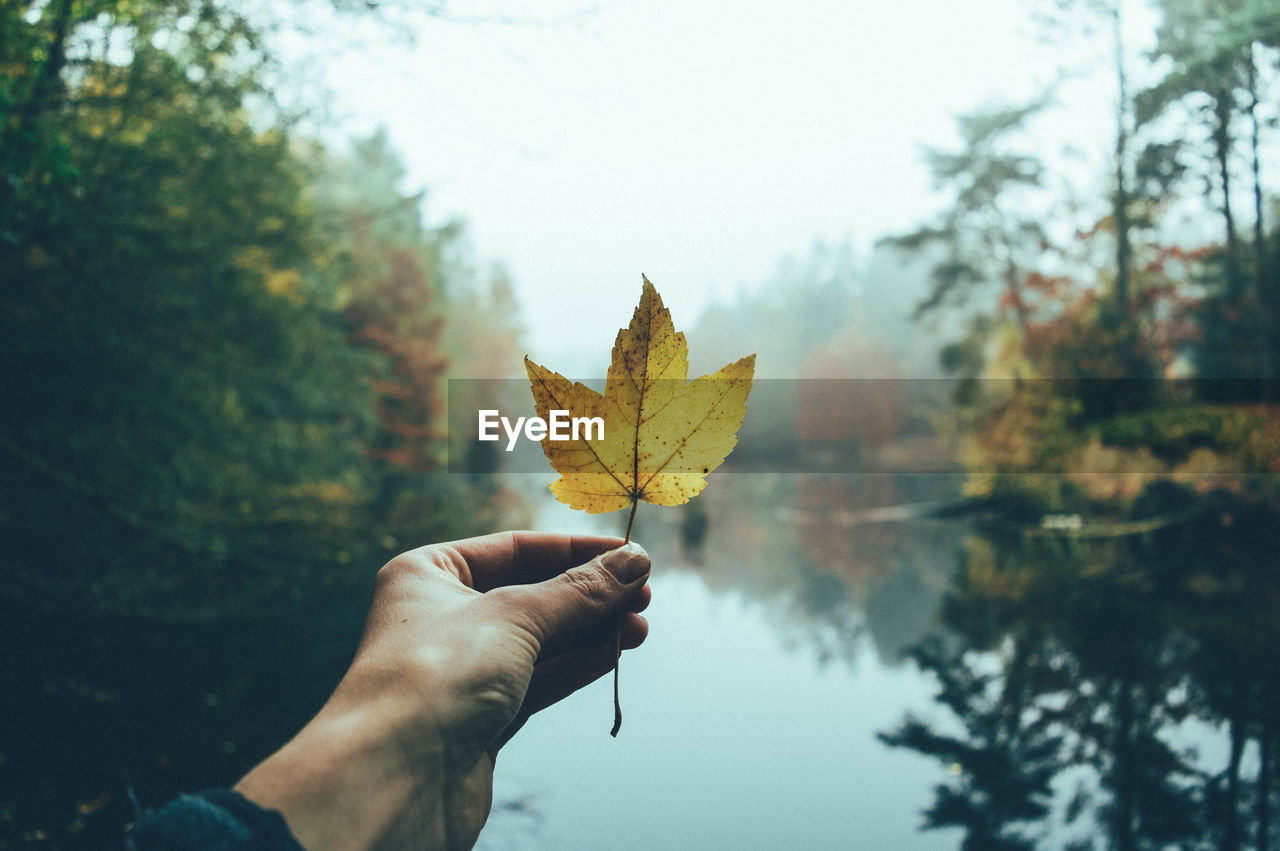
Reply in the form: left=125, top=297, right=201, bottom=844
left=375, top=552, right=426, bottom=588
left=375, top=545, right=459, bottom=590
left=560, top=565, right=614, bottom=608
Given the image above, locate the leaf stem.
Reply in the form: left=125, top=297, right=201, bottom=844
left=611, top=496, right=639, bottom=737
left=623, top=497, right=638, bottom=544
left=609, top=610, right=623, bottom=737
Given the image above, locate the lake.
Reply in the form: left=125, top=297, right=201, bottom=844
left=482, top=476, right=966, bottom=850
left=3, top=470, right=1274, bottom=849
left=483, top=471, right=1277, bottom=849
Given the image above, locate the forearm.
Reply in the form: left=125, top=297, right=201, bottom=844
left=232, top=534, right=649, bottom=851
left=235, top=696, right=450, bottom=850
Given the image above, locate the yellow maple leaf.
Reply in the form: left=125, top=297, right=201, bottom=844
left=524, top=275, right=755, bottom=517
left=523, top=275, right=753, bottom=736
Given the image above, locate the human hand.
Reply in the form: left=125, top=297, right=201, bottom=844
left=235, top=532, right=651, bottom=850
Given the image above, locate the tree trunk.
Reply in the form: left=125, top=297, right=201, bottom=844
left=17, top=0, right=75, bottom=123
left=1223, top=716, right=1244, bottom=851
left=1112, top=679, right=1138, bottom=851
left=1001, top=243, right=1030, bottom=331
left=1112, top=1, right=1132, bottom=321
left=1213, top=92, right=1244, bottom=298
left=1246, top=47, right=1273, bottom=397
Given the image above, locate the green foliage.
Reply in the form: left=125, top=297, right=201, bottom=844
left=897, top=0, right=1280, bottom=512
left=0, top=0, right=505, bottom=620
left=1132, top=0, right=1280, bottom=385
left=2, top=8, right=520, bottom=846
left=1097, top=404, right=1280, bottom=467
left=881, top=97, right=1049, bottom=324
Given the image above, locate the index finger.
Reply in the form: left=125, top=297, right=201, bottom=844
left=442, top=531, right=627, bottom=592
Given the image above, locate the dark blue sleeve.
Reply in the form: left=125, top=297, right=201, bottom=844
left=127, top=788, right=305, bottom=850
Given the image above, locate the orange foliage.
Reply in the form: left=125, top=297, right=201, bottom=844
left=795, top=329, right=905, bottom=449
left=1010, top=241, right=1204, bottom=381
left=345, top=248, right=449, bottom=472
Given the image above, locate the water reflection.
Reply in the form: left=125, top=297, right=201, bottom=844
left=554, top=468, right=1279, bottom=849
left=480, top=527, right=962, bottom=850
left=627, top=472, right=964, bottom=669
left=12, top=456, right=1275, bottom=847
left=880, top=486, right=1280, bottom=850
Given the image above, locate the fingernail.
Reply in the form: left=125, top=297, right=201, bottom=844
left=601, top=542, right=649, bottom=584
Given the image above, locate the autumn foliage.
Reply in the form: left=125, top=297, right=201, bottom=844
left=345, top=248, right=449, bottom=473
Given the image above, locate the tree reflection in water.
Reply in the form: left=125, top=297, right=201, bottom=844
left=881, top=483, right=1280, bottom=850
left=662, top=472, right=961, bottom=669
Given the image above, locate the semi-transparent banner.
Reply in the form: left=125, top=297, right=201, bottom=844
left=446, top=378, right=1280, bottom=475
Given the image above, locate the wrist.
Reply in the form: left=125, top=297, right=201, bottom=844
left=236, top=693, right=448, bottom=850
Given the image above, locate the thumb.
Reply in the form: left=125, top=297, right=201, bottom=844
left=500, top=542, right=650, bottom=646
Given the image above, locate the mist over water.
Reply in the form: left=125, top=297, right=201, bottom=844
left=480, top=479, right=966, bottom=850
